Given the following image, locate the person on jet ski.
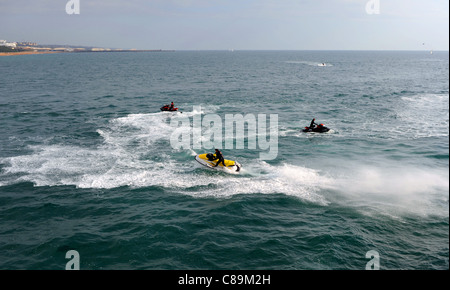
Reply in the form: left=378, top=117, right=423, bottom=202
left=170, top=102, right=175, bottom=110
left=309, top=118, right=318, bottom=129
left=213, top=149, right=226, bottom=167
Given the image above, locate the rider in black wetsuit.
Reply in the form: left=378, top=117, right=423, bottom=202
left=309, top=118, right=318, bottom=129
left=214, top=149, right=226, bottom=167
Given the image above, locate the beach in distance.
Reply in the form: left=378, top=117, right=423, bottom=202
left=0, top=51, right=63, bottom=56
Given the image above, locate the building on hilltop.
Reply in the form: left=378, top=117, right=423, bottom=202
left=0, top=40, right=17, bottom=48
left=17, top=42, right=37, bottom=46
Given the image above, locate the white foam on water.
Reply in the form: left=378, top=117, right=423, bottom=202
left=186, top=162, right=332, bottom=205
left=0, top=112, right=331, bottom=205
left=180, top=104, right=220, bottom=117
left=326, top=163, right=449, bottom=218
left=285, top=60, right=333, bottom=67
left=3, top=137, right=447, bottom=216
left=1, top=112, right=175, bottom=189
left=391, top=93, right=449, bottom=139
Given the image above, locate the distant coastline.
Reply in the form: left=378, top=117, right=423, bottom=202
left=0, top=49, right=175, bottom=56
left=0, top=51, right=63, bottom=56
left=75, top=49, right=175, bottom=53
left=0, top=40, right=175, bottom=56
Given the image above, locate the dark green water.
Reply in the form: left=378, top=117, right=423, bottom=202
left=0, top=51, right=448, bottom=269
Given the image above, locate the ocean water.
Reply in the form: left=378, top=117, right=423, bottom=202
left=0, top=51, right=448, bottom=270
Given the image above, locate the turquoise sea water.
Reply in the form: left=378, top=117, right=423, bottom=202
left=0, top=51, right=448, bottom=270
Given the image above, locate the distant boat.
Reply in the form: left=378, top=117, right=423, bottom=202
left=430, top=50, right=433, bottom=55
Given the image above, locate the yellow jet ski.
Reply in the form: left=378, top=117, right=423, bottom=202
left=195, top=153, right=241, bottom=173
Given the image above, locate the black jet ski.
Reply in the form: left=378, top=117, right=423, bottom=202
left=303, top=125, right=330, bottom=133
left=160, top=105, right=178, bottom=112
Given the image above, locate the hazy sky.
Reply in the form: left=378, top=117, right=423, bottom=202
left=0, top=0, right=448, bottom=50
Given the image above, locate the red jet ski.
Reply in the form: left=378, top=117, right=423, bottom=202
left=160, top=104, right=178, bottom=112
left=303, top=124, right=330, bottom=133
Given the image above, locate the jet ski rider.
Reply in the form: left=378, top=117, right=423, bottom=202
left=309, top=118, right=318, bottom=129
left=213, top=149, right=226, bottom=167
